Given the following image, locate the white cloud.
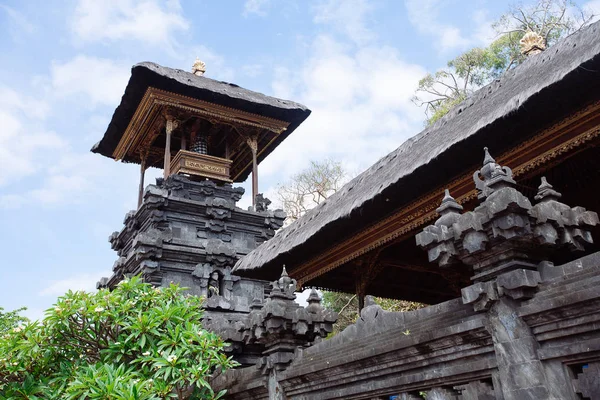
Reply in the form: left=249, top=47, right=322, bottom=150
left=71, top=0, right=189, bottom=47
left=263, top=33, right=425, bottom=183
left=0, top=85, right=50, bottom=119
left=0, top=55, right=136, bottom=208
left=313, top=0, right=375, bottom=45
left=404, top=0, right=495, bottom=52
left=0, top=149, right=134, bottom=209
left=0, top=87, right=65, bottom=187
left=242, top=64, right=264, bottom=78
left=584, top=0, right=600, bottom=22
left=39, top=272, right=108, bottom=296
left=190, top=45, right=235, bottom=82
left=50, top=55, right=130, bottom=107
left=243, top=0, right=272, bottom=17
left=405, top=0, right=469, bottom=51
left=1, top=5, right=36, bottom=39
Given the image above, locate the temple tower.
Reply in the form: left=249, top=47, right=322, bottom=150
left=92, top=61, right=310, bottom=365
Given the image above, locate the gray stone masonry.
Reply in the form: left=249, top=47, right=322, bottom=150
left=211, top=149, right=600, bottom=399
left=98, top=174, right=288, bottom=365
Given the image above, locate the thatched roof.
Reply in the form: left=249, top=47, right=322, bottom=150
left=234, top=20, right=600, bottom=278
left=91, top=62, right=310, bottom=181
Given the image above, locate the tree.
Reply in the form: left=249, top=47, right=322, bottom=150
left=277, top=160, right=424, bottom=335
left=0, top=277, right=236, bottom=399
left=413, top=0, right=595, bottom=125
left=277, top=159, right=347, bottom=223
left=0, top=307, right=28, bottom=336
left=322, top=293, right=423, bottom=336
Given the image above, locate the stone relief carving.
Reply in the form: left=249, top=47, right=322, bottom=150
left=417, top=147, right=598, bottom=311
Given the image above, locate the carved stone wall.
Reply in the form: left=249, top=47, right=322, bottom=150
left=98, top=174, right=286, bottom=364
left=212, top=149, right=600, bottom=399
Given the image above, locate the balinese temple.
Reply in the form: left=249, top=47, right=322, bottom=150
left=92, top=59, right=309, bottom=209
left=95, top=22, right=600, bottom=400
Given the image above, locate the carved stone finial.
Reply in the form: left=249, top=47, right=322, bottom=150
left=438, top=190, right=462, bottom=212
left=307, top=288, right=321, bottom=304
left=192, top=57, right=206, bottom=76
left=473, top=147, right=516, bottom=199
left=435, top=189, right=463, bottom=227
left=520, top=31, right=546, bottom=56
left=254, top=193, right=271, bottom=212
left=534, top=176, right=562, bottom=202
left=270, top=265, right=297, bottom=300
left=483, top=147, right=495, bottom=165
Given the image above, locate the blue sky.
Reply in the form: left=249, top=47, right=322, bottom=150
left=1, top=0, right=598, bottom=319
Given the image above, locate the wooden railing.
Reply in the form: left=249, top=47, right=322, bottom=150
left=169, top=150, right=232, bottom=182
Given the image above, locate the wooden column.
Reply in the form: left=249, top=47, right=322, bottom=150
left=247, top=135, right=259, bottom=209
left=137, top=155, right=147, bottom=208
left=163, top=117, right=178, bottom=179
left=354, top=250, right=384, bottom=313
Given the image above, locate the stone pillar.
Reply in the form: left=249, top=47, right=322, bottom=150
left=268, top=370, right=287, bottom=400
left=486, top=298, right=552, bottom=400
left=416, top=148, right=598, bottom=400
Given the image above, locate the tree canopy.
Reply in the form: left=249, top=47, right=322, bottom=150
left=0, top=277, right=236, bottom=399
left=413, top=0, right=595, bottom=125
left=276, top=159, right=347, bottom=223
left=0, top=308, right=28, bottom=337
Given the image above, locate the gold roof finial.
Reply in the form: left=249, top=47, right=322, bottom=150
left=192, top=57, right=206, bottom=76
left=520, top=31, right=546, bottom=56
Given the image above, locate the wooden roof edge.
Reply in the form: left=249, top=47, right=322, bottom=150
left=233, top=20, right=600, bottom=276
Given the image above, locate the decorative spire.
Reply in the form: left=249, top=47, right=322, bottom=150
left=479, top=147, right=500, bottom=182
left=192, top=57, right=206, bottom=76
left=435, top=189, right=463, bottom=227
left=270, top=265, right=296, bottom=300
left=437, top=189, right=463, bottom=215
left=473, top=147, right=516, bottom=199
left=307, top=288, right=321, bottom=304
left=534, top=176, right=562, bottom=202
left=483, top=147, right=495, bottom=164
left=520, top=31, right=546, bottom=56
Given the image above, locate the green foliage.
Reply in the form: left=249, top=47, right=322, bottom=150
left=0, top=308, right=28, bottom=336
left=413, top=0, right=595, bottom=125
left=0, top=277, right=236, bottom=399
left=322, top=292, right=425, bottom=335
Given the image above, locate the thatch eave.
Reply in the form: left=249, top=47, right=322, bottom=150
left=234, top=20, right=600, bottom=280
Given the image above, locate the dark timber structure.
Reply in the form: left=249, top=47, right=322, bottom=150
left=95, top=20, right=600, bottom=400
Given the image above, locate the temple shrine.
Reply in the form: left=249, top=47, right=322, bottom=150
left=94, top=21, right=600, bottom=400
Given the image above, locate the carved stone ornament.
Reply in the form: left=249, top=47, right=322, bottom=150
left=254, top=193, right=271, bottom=212
left=192, top=57, right=206, bottom=76
left=417, top=147, right=598, bottom=310
left=216, top=266, right=339, bottom=374
left=520, top=31, right=546, bottom=55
